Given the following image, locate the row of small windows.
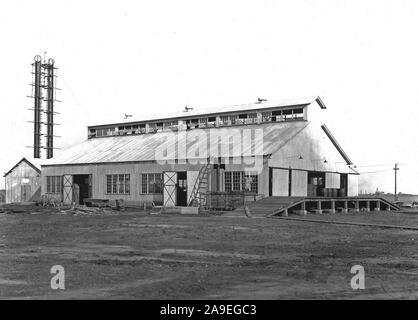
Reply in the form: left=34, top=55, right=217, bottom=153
left=46, top=176, right=62, bottom=193
left=141, top=173, right=163, bottom=194
left=47, top=173, right=258, bottom=195
left=224, top=172, right=258, bottom=193
left=261, top=108, right=304, bottom=122
left=108, top=172, right=258, bottom=194
left=107, top=172, right=258, bottom=194
left=106, top=173, right=164, bottom=195
left=219, top=113, right=258, bottom=126
left=106, top=174, right=131, bottom=194
left=88, top=107, right=305, bottom=138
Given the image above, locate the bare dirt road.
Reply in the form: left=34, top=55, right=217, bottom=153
left=0, top=210, right=417, bottom=299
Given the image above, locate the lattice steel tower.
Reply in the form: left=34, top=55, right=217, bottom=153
left=29, top=54, right=60, bottom=159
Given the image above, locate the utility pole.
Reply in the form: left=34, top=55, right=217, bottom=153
left=393, top=163, right=399, bottom=201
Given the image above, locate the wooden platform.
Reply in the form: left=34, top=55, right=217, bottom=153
left=243, top=197, right=305, bottom=217
left=242, top=196, right=400, bottom=217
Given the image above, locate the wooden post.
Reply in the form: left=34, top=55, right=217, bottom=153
left=354, top=200, right=360, bottom=212
left=366, top=200, right=370, bottom=212
left=330, top=200, right=335, bottom=214
left=317, top=200, right=322, bottom=214
left=343, top=200, right=348, bottom=213
left=394, top=163, right=399, bottom=201
left=283, top=208, right=288, bottom=217
left=301, top=201, right=307, bottom=215
left=375, top=200, right=380, bottom=212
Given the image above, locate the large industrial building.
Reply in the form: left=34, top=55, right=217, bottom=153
left=41, top=96, right=360, bottom=209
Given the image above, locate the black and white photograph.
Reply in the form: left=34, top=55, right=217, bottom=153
left=0, top=0, right=417, bottom=306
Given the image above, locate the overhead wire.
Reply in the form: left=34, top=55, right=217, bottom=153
left=56, top=69, right=92, bottom=122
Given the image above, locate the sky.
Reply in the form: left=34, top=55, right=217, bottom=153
left=1, top=0, right=418, bottom=194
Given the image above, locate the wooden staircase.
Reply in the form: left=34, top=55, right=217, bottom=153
left=188, top=164, right=213, bottom=207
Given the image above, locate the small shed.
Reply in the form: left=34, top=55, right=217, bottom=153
left=3, top=158, right=41, bottom=203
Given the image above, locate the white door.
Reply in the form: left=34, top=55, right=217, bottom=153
left=62, top=175, right=73, bottom=204
left=272, top=168, right=289, bottom=196
left=291, top=170, right=308, bottom=196
left=163, top=171, right=177, bottom=207
left=325, top=172, right=341, bottom=189
left=347, top=174, right=359, bottom=196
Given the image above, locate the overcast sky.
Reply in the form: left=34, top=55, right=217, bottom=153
left=1, top=0, right=417, bottom=193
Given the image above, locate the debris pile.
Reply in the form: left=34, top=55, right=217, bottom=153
left=0, top=202, right=40, bottom=214
left=1, top=198, right=143, bottom=216
left=59, top=204, right=117, bottom=216
left=0, top=203, right=118, bottom=216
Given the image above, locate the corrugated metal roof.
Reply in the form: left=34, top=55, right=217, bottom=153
left=88, top=96, right=324, bottom=128
left=42, top=121, right=309, bottom=166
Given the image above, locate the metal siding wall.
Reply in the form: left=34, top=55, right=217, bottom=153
left=272, top=168, right=289, bottom=196
left=258, top=164, right=269, bottom=196
left=41, top=159, right=271, bottom=203
left=268, top=122, right=351, bottom=174
left=42, top=162, right=208, bottom=204
left=291, top=170, right=307, bottom=196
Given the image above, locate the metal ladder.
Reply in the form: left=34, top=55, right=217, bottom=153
left=188, top=163, right=212, bottom=207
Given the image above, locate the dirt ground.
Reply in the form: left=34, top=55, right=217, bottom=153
left=0, top=209, right=417, bottom=299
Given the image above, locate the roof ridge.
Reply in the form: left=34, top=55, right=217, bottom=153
left=3, top=157, right=41, bottom=177
left=88, top=96, right=321, bottom=128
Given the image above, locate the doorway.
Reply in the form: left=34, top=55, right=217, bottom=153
left=269, top=168, right=290, bottom=196
left=21, top=185, right=31, bottom=202
left=340, top=173, right=348, bottom=197
left=307, top=172, right=325, bottom=197
left=72, top=174, right=92, bottom=205
left=163, top=172, right=177, bottom=207
left=176, top=171, right=188, bottom=206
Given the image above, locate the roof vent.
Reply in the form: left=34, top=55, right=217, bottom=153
left=257, top=97, right=267, bottom=103
left=184, top=106, right=194, bottom=112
